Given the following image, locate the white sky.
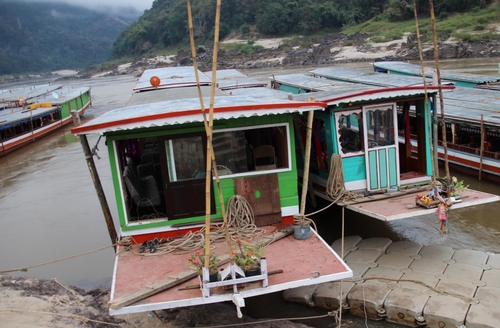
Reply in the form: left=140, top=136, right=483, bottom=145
left=22, top=0, right=155, bottom=12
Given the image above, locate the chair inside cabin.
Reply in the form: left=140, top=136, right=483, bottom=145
left=253, top=145, right=277, bottom=170
left=122, top=164, right=162, bottom=217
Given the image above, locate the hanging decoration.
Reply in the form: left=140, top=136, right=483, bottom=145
left=436, top=202, right=451, bottom=234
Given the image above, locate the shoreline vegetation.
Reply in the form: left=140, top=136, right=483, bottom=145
left=1, top=31, right=499, bottom=83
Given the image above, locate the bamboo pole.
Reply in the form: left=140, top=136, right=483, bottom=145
left=479, top=114, right=484, bottom=180
left=186, top=0, right=232, bottom=263
left=299, top=105, right=315, bottom=216
left=203, top=0, right=222, bottom=269
left=414, top=1, right=438, bottom=194
left=429, top=0, right=451, bottom=191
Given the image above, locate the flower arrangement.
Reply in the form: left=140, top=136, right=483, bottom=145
left=187, top=250, right=219, bottom=275
left=232, top=236, right=265, bottom=271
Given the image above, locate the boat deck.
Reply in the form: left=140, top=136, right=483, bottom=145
left=340, top=188, right=499, bottom=221
left=109, top=225, right=352, bottom=315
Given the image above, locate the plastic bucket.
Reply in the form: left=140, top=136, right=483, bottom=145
left=294, top=224, right=311, bottom=240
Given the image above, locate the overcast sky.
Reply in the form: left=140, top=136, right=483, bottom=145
left=22, top=0, right=155, bottom=12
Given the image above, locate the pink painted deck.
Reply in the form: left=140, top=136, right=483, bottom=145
left=110, top=226, right=352, bottom=315
left=345, top=188, right=499, bottom=221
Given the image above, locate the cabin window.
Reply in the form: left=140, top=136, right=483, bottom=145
left=335, top=110, right=364, bottom=157
left=165, top=136, right=205, bottom=181
left=365, top=106, right=395, bottom=148
left=212, top=124, right=290, bottom=176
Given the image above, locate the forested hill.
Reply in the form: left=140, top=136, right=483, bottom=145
left=0, top=1, right=140, bottom=75
left=112, top=0, right=497, bottom=58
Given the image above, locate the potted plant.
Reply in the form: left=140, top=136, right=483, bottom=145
left=232, top=236, right=265, bottom=276
left=187, top=249, right=220, bottom=282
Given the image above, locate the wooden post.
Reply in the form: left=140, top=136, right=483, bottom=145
left=300, top=102, right=315, bottom=216
left=80, top=134, right=117, bottom=250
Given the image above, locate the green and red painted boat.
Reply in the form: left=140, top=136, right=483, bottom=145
left=0, top=84, right=91, bottom=156
left=71, top=66, right=352, bottom=316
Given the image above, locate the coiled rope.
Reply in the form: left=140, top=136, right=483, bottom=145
left=127, top=195, right=266, bottom=257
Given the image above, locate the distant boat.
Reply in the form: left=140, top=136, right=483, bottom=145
left=0, top=84, right=91, bottom=155
left=372, top=61, right=500, bottom=90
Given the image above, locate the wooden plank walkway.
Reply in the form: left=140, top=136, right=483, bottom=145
left=284, top=237, right=500, bottom=328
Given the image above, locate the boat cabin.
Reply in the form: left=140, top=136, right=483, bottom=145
left=71, top=67, right=328, bottom=242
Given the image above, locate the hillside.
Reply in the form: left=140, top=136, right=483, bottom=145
left=0, top=1, right=141, bottom=75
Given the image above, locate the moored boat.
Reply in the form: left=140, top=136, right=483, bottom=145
left=0, top=84, right=91, bottom=155
left=310, top=66, right=500, bottom=183
left=71, top=66, right=352, bottom=316
left=268, top=69, right=499, bottom=221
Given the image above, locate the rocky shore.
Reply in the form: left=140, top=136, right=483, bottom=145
left=74, top=32, right=500, bottom=80
left=2, top=32, right=498, bottom=83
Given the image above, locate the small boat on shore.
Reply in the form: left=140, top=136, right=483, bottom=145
left=0, top=84, right=91, bottom=156
left=71, top=66, right=352, bottom=316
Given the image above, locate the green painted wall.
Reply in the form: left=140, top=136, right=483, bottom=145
left=106, top=114, right=299, bottom=232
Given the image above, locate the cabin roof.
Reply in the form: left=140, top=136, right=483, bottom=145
left=304, top=67, right=500, bottom=128
left=310, top=67, right=434, bottom=87
left=43, top=87, right=91, bottom=105
left=133, top=67, right=212, bottom=91
left=0, top=84, right=64, bottom=102
left=270, top=73, right=352, bottom=91
left=72, top=91, right=327, bottom=135
left=205, top=69, right=268, bottom=90
left=0, top=106, right=59, bottom=129
left=372, top=61, right=500, bottom=84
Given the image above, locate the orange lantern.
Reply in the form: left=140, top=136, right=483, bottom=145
left=150, top=76, right=161, bottom=87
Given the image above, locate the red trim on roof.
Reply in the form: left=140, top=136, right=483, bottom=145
left=133, top=81, right=211, bottom=91
left=71, top=101, right=327, bottom=135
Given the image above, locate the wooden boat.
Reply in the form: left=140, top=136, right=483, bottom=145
left=372, top=61, right=500, bottom=90
left=0, top=84, right=91, bottom=155
left=268, top=70, right=499, bottom=221
left=310, top=66, right=500, bottom=183
left=71, top=67, right=352, bottom=316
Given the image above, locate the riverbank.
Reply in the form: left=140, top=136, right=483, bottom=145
left=0, top=274, right=323, bottom=328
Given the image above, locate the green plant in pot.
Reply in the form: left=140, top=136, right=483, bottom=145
left=187, top=249, right=220, bottom=281
left=232, top=236, right=265, bottom=275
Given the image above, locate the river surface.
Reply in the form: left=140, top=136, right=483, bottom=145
left=1, top=58, right=499, bottom=326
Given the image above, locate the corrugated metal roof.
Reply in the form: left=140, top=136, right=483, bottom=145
left=204, top=69, right=268, bottom=90
left=310, top=67, right=432, bottom=87
left=133, top=67, right=211, bottom=91
left=72, top=94, right=327, bottom=136
left=372, top=61, right=500, bottom=84
left=0, top=84, right=64, bottom=102
left=127, top=86, right=227, bottom=106
left=308, top=66, right=500, bottom=129
left=270, top=73, right=351, bottom=91
left=42, top=87, right=91, bottom=105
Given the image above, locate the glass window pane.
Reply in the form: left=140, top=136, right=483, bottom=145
left=337, top=111, right=363, bottom=155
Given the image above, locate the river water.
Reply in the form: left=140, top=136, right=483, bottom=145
left=0, top=58, right=499, bottom=326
